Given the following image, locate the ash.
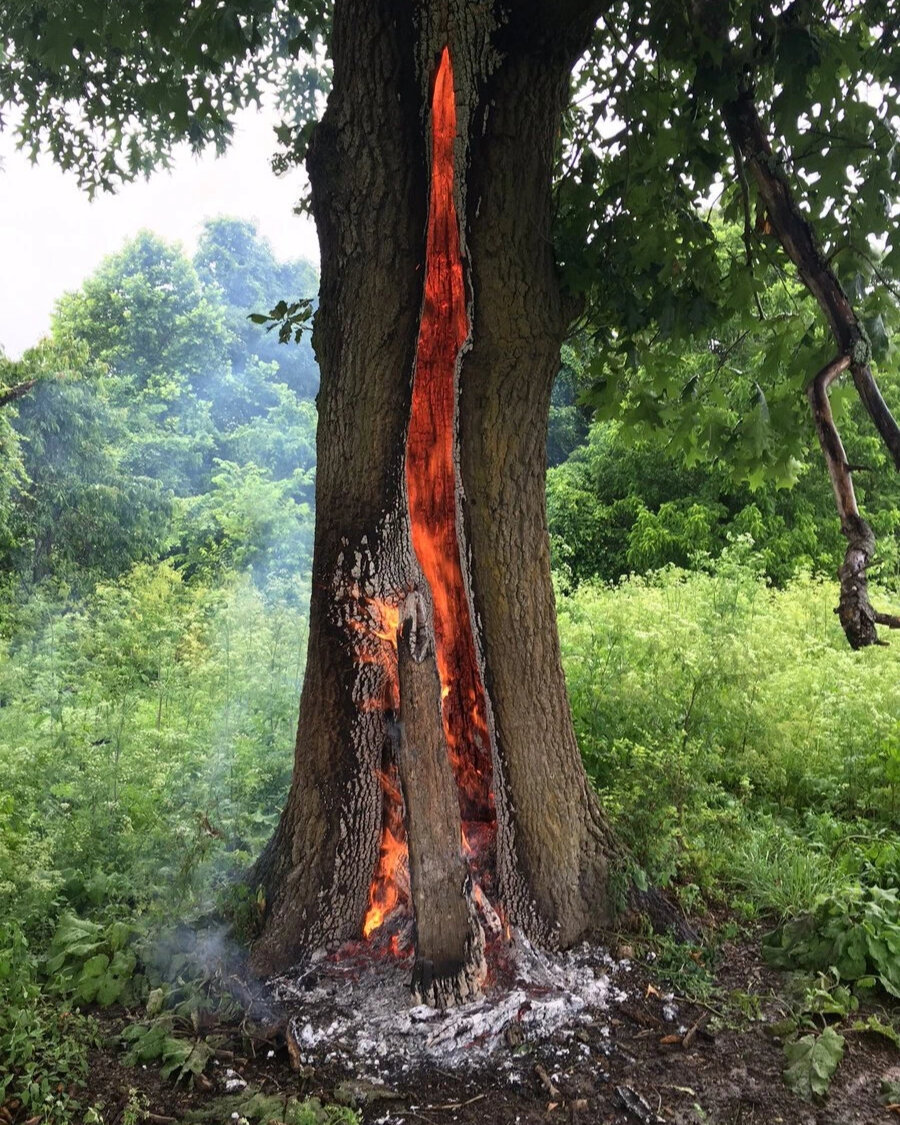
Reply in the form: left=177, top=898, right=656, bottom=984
left=270, top=926, right=629, bottom=1075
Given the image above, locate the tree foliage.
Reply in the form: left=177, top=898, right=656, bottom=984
left=0, top=0, right=330, bottom=193
left=3, top=2, right=899, bottom=520
left=0, top=222, right=317, bottom=604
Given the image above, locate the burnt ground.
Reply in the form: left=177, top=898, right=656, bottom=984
left=52, top=931, right=900, bottom=1125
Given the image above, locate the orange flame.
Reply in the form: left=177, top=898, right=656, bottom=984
left=363, top=820, right=409, bottom=938
left=361, top=46, right=498, bottom=945
left=406, top=46, right=496, bottom=876
left=346, top=600, right=410, bottom=940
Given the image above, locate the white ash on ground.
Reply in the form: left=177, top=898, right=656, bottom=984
left=269, top=928, right=632, bottom=1075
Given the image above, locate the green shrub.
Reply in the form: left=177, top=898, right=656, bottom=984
left=0, top=920, right=101, bottom=1121
left=763, top=885, right=900, bottom=997
left=557, top=547, right=900, bottom=911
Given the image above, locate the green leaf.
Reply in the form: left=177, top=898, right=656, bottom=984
left=881, top=1079, right=900, bottom=1106
left=76, top=953, right=111, bottom=1002
left=850, top=1015, right=900, bottom=1049
left=783, top=1027, right=845, bottom=1100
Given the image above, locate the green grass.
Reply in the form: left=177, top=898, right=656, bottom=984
left=558, top=542, right=900, bottom=915
left=3, top=542, right=900, bottom=1116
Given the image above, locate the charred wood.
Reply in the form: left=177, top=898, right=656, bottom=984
left=393, top=592, right=485, bottom=1008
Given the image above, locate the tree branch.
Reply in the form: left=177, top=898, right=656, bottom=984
left=721, top=89, right=900, bottom=472
left=806, top=355, right=855, bottom=523
left=0, top=378, right=38, bottom=408
left=806, top=354, right=891, bottom=648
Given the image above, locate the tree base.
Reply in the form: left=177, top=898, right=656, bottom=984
left=411, top=914, right=486, bottom=1008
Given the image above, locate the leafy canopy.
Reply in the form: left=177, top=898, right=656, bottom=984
left=0, top=0, right=330, bottom=193
left=3, top=0, right=900, bottom=494
left=558, top=0, right=900, bottom=485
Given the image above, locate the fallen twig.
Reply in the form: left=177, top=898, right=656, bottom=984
left=682, top=1011, right=709, bottom=1049
left=535, top=1063, right=560, bottom=1098
left=428, top=1093, right=488, bottom=1110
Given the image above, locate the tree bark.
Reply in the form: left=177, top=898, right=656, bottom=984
left=248, top=0, right=428, bottom=973
left=394, top=594, right=485, bottom=1007
left=249, top=0, right=625, bottom=981
left=458, top=22, right=622, bottom=946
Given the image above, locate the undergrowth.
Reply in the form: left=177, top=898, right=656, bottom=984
left=559, top=542, right=900, bottom=917
left=2, top=545, right=900, bottom=1113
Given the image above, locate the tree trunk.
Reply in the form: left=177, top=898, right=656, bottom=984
left=249, top=0, right=623, bottom=987
left=458, top=24, right=621, bottom=946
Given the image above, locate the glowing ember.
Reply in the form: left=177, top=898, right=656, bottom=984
left=361, top=45, right=497, bottom=943
left=406, top=46, right=496, bottom=881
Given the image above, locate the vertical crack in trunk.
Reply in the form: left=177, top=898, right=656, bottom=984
left=359, top=47, right=495, bottom=1004
left=406, top=47, right=497, bottom=890
left=249, top=13, right=623, bottom=980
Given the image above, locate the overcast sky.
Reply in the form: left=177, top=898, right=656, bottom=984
left=0, top=107, right=320, bottom=360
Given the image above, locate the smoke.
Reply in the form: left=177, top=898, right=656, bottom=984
left=0, top=219, right=321, bottom=939
left=142, top=921, right=279, bottom=1022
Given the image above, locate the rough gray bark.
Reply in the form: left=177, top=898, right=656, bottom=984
left=248, top=0, right=428, bottom=974
left=250, top=0, right=628, bottom=982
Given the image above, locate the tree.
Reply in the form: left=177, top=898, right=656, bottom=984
left=3, top=0, right=900, bottom=1004
left=53, top=232, right=229, bottom=495
left=6, top=340, right=171, bottom=592
left=560, top=0, right=900, bottom=646
left=194, top=217, right=320, bottom=402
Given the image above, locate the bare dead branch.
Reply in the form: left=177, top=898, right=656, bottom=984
left=718, top=86, right=900, bottom=647
left=722, top=89, right=900, bottom=472
left=806, top=355, right=888, bottom=648
left=806, top=355, right=855, bottom=521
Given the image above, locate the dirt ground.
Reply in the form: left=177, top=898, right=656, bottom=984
left=70, top=929, right=900, bottom=1125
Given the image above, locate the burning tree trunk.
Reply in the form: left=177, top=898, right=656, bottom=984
left=394, top=593, right=486, bottom=1007
left=249, top=0, right=623, bottom=1000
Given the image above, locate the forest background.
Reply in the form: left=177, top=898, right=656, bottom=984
left=1, top=210, right=900, bottom=1117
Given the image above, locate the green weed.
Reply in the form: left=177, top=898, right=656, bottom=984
left=763, top=885, right=900, bottom=998
left=0, top=920, right=102, bottom=1121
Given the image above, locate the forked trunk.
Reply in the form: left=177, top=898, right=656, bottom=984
left=249, top=0, right=620, bottom=1000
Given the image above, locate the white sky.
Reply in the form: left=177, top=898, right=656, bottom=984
left=0, top=106, right=320, bottom=360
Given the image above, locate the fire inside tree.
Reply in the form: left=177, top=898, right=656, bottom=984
left=248, top=3, right=627, bottom=1005
left=5, top=0, right=900, bottom=1011
left=353, top=47, right=498, bottom=1001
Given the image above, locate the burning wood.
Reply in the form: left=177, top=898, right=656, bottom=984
left=351, top=46, right=496, bottom=1006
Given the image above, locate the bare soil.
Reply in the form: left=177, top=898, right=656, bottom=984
left=73, top=932, right=900, bottom=1125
